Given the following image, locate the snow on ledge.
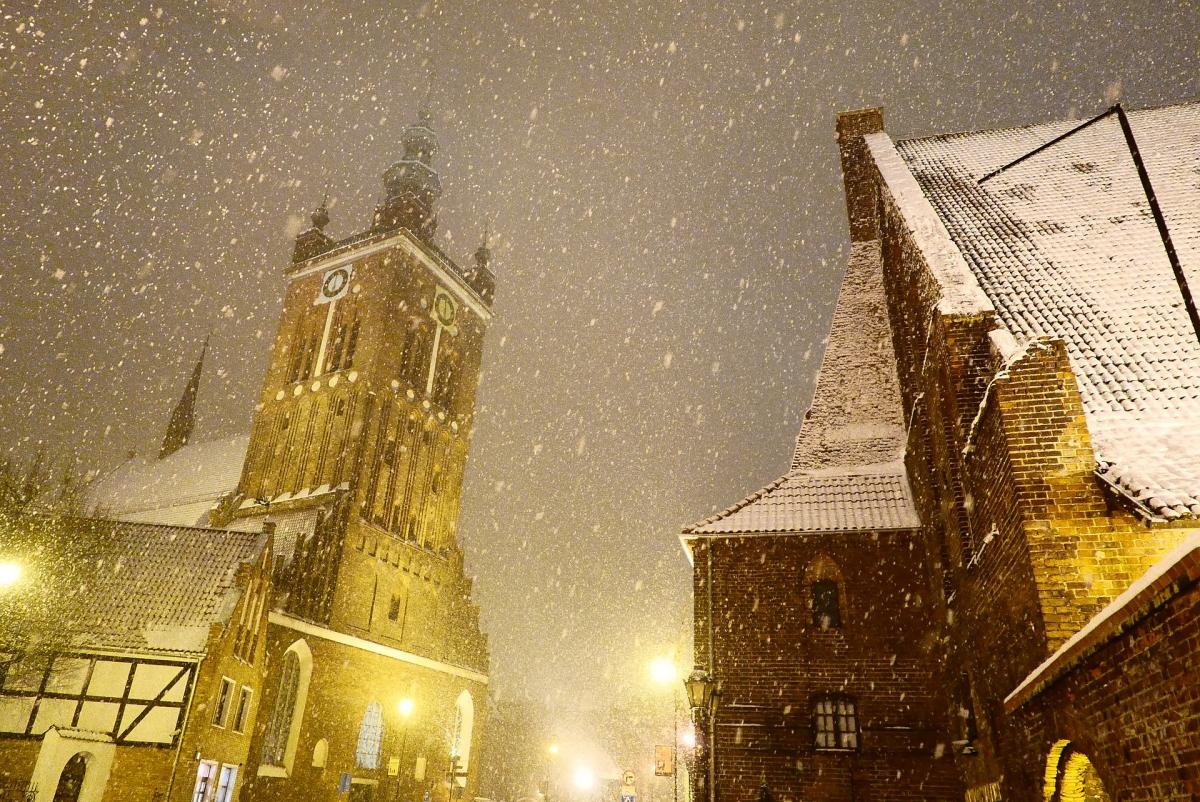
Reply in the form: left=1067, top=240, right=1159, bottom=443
left=863, top=131, right=994, bottom=318
left=1004, top=530, right=1200, bottom=712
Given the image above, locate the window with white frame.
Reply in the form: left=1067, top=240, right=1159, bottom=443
left=232, top=686, right=252, bottom=733
left=813, top=695, right=858, bottom=750
left=192, top=761, right=217, bottom=802
left=212, top=677, right=234, bottom=727
left=214, top=764, right=238, bottom=802
left=260, top=640, right=312, bottom=771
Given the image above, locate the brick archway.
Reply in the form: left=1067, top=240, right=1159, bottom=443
left=1043, top=740, right=1111, bottom=802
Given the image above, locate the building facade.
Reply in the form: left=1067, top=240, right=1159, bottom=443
left=684, top=102, right=1200, bottom=802
left=64, top=96, right=495, bottom=802
left=0, top=518, right=273, bottom=802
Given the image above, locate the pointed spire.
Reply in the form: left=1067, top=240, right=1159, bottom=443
left=474, top=223, right=493, bottom=273
left=159, top=337, right=207, bottom=460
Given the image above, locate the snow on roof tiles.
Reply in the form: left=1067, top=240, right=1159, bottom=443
left=893, top=101, right=1200, bottom=520
left=684, top=464, right=920, bottom=535
left=87, top=434, right=249, bottom=527
left=65, top=519, right=267, bottom=655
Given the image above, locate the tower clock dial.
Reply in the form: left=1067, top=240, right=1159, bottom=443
left=317, top=265, right=353, bottom=305
left=434, top=292, right=457, bottom=327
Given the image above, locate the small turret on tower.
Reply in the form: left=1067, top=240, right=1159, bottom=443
left=292, top=196, right=335, bottom=263
left=373, top=102, right=443, bottom=240
left=466, top=226, right=496, bottom=305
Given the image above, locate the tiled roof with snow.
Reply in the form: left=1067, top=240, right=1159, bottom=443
left=86, top=434, right=249, bottom=527
left=894, top=102, right=1200, bottom=520
left=684, top=463, right=920, bottom=535
left=64, top=519, right=267, bottom=655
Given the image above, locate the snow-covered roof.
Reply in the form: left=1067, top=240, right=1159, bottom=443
left=86, top=434, right=249, bottom=527
left=1004, top=529, right=1200, bottom=711
left=684, top=463, right=920, bottom=535
left=685, top=240, right=917, bottom=537
left=63, top=519, right=268, bottom=655
left=893, top=101, right=1200, bottom=520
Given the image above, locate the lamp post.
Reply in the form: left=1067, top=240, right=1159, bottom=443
left=649, top=657, right=681, bottom=802
left=394, top=697, right=415, bottom=802
left=684, top=670, right=719, bottom=802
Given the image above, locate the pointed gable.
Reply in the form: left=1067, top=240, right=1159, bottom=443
left=686, top=109, right=916, bottom=538
left=789, top=240, right=908, bottom=472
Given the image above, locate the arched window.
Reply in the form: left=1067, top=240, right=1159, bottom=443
left=1044, top=741, right=1112, bottom=802
left=450, top=690, right=475, bottom=782
left=260, top=640, right=313, bottom=775
left=355, top=702, right=384, bottom=769
left=53, top=753, right=88, bottom=802
left=805, top=555, right=846, bottom=630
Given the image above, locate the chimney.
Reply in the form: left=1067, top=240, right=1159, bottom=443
left=836, top=108, right=885, bottom=242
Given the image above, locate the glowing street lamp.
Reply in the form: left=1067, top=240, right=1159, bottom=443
left=548, top=743, right=559, bottom=756
left=679, top=726, right=696, bottom=749
left=0, top=561, right=22, bottom=591
left=649, top=656, right=678, bottom=685
left=397, top=697, right=415, bottom=718
left=572, top=767, right=596, bottom=791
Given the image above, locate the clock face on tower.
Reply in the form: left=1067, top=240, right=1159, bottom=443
left=317, top=265, right=353, bottom=305
left=434, top=292, right=457, bottom=327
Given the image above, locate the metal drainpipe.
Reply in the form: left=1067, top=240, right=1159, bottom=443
left=706, top=543, right=716, bottom=802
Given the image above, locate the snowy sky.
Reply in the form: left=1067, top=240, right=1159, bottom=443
left=1, top=1, right=1197, bottom=713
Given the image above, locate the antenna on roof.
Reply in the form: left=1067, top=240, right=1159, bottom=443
left=978, top=103, right=1200, bottom=348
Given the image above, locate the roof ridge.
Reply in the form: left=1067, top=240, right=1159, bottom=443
left=896, top=98, right=1200, bottom=147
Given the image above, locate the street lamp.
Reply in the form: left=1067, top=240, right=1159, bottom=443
left=394, top=698, right=415, bottom=802
left=650, top=657, right=683, bottom=802
left=684, top=671, right=719, bottom=802
left=0, top=561, right=22, bottom=591
left=650, top=656, right=678, bottom=685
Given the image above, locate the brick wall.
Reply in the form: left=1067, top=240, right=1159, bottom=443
left=1004, top=561, right=1200, bottom=800
left=693, top=533, right=961, bottom=802
left=861, top=116, right=1200, bottom=801
left=241, top=622, right=487, bottom=802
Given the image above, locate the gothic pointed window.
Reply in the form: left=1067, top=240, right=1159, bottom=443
left=355, top=701, right=384, bottom=769
left=812, top=581, right=841, bottom=629
left=450, top=690, right=474, bottom=783
left=260, top=640, right=312, bottom=773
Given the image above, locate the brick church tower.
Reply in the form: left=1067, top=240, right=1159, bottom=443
left=214, top=100, right=495, bottom=802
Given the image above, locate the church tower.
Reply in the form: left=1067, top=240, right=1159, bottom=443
left=223, top=101, right=494, bottom=668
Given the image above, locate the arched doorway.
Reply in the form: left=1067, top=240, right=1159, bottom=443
left=52, top=753, right=88, bottom=802
left=1044, top=741, right=1111, bottom=802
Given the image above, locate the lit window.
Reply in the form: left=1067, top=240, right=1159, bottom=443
left=213, top=678, right=234, bottom=727
left=355, top=702, right=384, bottom=769
left=811, top=581, right=841, bottom=629
left=192, top=761, right=217, bottom=802
left=813, top=696, right=858, bottom=750
left=214, top=764, right=238, bottom=802
left=233, top=686, right=252, bottom=733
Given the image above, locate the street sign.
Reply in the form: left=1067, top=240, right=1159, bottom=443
left=338, top=773, right=351, bottom=793
left=622, top=770, right=636, bottom=787
left=621, top=795, right=636, bottom=802
left=654, top=745, right=675, bottom=776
